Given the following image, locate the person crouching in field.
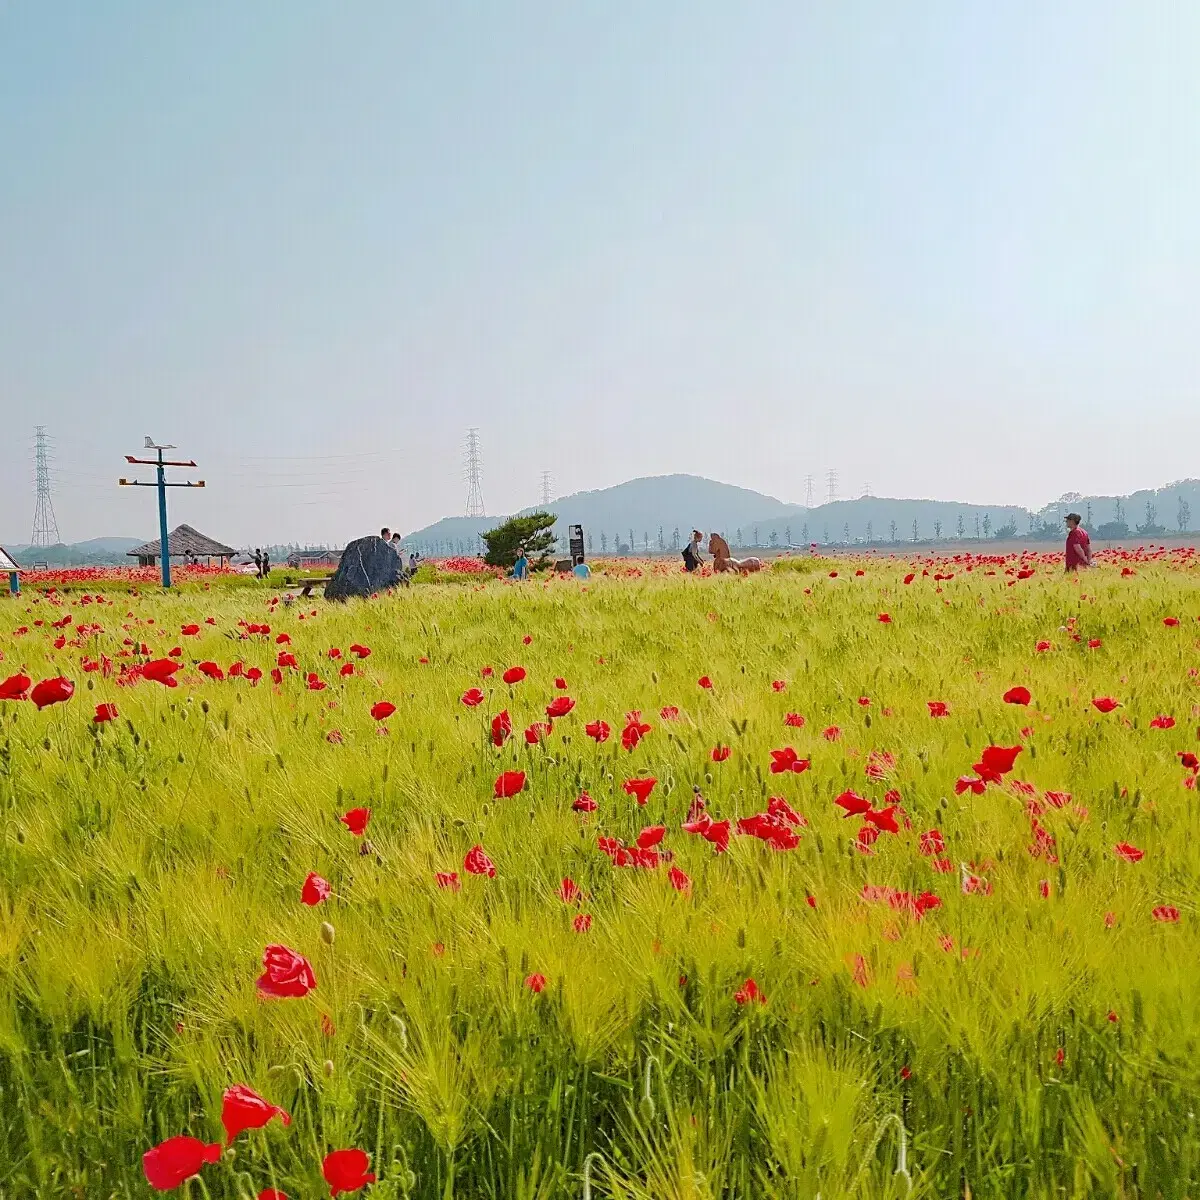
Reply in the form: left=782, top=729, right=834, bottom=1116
left=1064, top=512, right=1092, bottom=572
left=682, top=530, right=704, bottom=572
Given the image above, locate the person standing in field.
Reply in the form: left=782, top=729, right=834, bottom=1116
left=513, top=544, right=530, bottom=580
left=682, top=529, right=705, bottom=572
left=253, top=548, right=263, bottom=578
left=572, top=555, right=591, bottom=579
left=261, top=549, right=270, bottom=578
left=1064, top=512, right=1092, bottom=572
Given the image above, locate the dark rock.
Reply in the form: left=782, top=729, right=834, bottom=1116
left=325, top=536, right=402, bottom=601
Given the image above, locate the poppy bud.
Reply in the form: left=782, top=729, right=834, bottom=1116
left=320, top=921, right=335, bottom=945
left=323, top=1059, right=335, bottom=1077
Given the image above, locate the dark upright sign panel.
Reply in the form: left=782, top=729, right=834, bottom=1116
left=569, top=524, right=585, bottom=561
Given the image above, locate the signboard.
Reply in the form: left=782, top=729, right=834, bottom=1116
left=0, top=547, right=19, bottom=572
left=568, top=524, right=585, bottom=562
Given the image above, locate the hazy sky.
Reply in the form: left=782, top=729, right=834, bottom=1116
left=2, top=2, right=1198, bottom=547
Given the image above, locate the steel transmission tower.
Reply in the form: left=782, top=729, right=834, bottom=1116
left=31, top=426, right=61, bottom=547
left=804, top=474, right=815, bottom=509
left=464, top=428, right=485, bottom=517
left=826, top=469, right=839, bottom=504
left=540, top=471, right=553, bottom=507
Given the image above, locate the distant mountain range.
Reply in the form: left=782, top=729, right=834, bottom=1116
left=7, top=475, right=1196, bottom=564
left=405, top=473, right=1200, bottom=554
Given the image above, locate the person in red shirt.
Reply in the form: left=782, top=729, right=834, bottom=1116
left=1064, top=512, right=1092, bottom=572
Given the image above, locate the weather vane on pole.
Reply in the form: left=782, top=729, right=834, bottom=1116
left=118, top=438, right=205, bottom=588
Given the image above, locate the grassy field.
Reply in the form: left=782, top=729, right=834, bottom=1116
left=2, top=552, right=1199, bottom=1198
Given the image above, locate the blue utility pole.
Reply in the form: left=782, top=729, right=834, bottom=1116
left=156, top=448, right=171, bottom=587
left=119, top=440, right=205, bottom=589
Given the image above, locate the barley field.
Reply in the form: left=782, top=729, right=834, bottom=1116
left=2, top=551, right=1199, bottom=1199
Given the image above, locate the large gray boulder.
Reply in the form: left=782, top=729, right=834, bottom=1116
left=325, top=536, right=402, bottom=600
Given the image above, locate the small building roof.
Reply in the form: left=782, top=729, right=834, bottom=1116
left=127, top=524, right=238, bottom=559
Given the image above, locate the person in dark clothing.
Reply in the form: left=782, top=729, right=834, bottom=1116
left=682, top=529, right=705, bottom=572
left=261, top=550, right=270, bottom=578
left=253, top=548, right=263, bottom=578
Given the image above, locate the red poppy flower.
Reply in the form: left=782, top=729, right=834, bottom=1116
left=93, top=702, right=118, bottom=723
left=955, top=775, right=986, bottom=795
left=1087, top=638, right=1102, bottom=649
left=349, top=644, right=371, bottom=659
left=339, top=662, right=355, bottom=677
left=276, top=652, right=297, bottom=669
left=275, top=633, right=291, bottom=645
left=623, top=777, right=657, bottom=805
left=1114, top=842, right=1143, bottom=863
left=0, top=673, right=31, bottom=700
left=370, top=701, right=396, bottom=722
left=584, top=719, right=610, bottom=743
left=782, top=713, right=806, bottom=730
left=974, top=744, right=1021, bottom=781
left=1092, top=697, right=1119, bottom=714
left=572, top=913, right=592, bottom=933
left=771, top=680, right=786, bottom=692
left=435, top=871, right=460, bottom=891
left=621, top=713, right=651, bottom=751
left=1035, top=640, right=1051, bottom=652
left=572, top=792, right=597, bottom=812
left=834, top=790, right=871, bottom=817
left=480, top=665, right=493, bottom=677
left=1044, top=790, right=1071, bottom=808
left=1152, top=905, right=1180, bottom=923
left=524, top=721, right=552, bottom=745
left=494, top=770, right=527, bottom=798
left=259, top=1190, right=288, bottom=1200
left=903, top=573, right=915, bottom=584
left=660, top=706, right=680, bottom=720
left=491, top=710, right=512, bottom=746
left=31, top=677, right=74, bottom=710
left=1178, top=752, right=1200, bottom=773
left=734, top=978, right=766, bottom=1006
left=554, top=877, right=582, bottom=904
left=461, top=688, right=485, bottom=707
left=464, top=845, right=496, bottom=876
left=1003, top=686, right=1031, bottom=706
left=339, top=807, right=370, bottom=835
left=668, top=866, right=691, bottom=892
left=196, top=661, right=224, bottom=681
left=502, top=666, right=526, bottom=685
left=636, top=825, right=666, bottom=849
left=1164, top=617, right=1180, bottom=627
left=546, top=696, right=575, bottom=719
left=256, top=944, right=317, bottom=999
left=525, top=972, right=547, bottom=993
left=323, top=1148, right=376, bottom=1197
left=554, top=676, right=567, bottom=689
left=221, top=1084, right=291, bottom=1144
left=522, top=635, right=533, bottom=645
left=246, top=667, right=263, bottom=685
left=697, top=676, right=713, bottom=689
left=769, top=746, right=810, bottom=774
left=142, top=1136, right=222, bottom=1191
left=927, top=701, right=949, bottom=717
left=1149, top=715, right=1175, bottom=729
left=877, top=613, right=892, bottom=624
left=711, top=744, right=731, bottom=762
left=863, top=805, right=899, bottom=833
left=328, top=647, right=342, bottom=659
left=181, top=623, right=200, bottom=636
left=822, top=726, right=841, bottom=741
left=857, top=696, right=871, bottom=707
left=919, top=829, right=945, bottom=856
left=301, top=872, right=332, bottom=905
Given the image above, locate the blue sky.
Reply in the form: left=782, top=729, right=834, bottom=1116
left=2, top=2, right=1198, bottom=546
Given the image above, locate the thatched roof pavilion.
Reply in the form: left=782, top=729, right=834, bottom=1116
left=127, top=524, right=237, bottom=566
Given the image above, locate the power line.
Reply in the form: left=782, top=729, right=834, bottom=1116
left=31, top=426, right=61, bottom=548
left=464, top=428, right=485, bottom=517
